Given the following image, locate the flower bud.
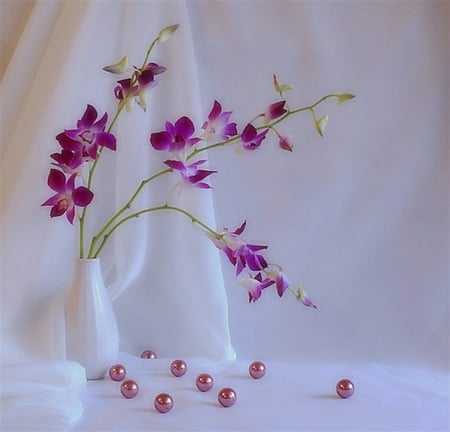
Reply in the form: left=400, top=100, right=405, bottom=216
left=158, top=24, right=180, bottom=42
left=278, top=135, right=293, bottom=152
left=273, top=74, right=293, bottom=94
left=337, top=93, right=356, bottom=105
left=294, top=286, right=317, bottom=308
left=315, top=114, right=328, bottom=137
left=102, top=56, right=129, bottom=74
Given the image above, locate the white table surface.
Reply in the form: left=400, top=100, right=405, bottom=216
left=69, top=353, right=449, bottom=432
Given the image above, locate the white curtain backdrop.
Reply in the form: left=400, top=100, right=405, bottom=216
left=1, top=0, right=448, bottom=431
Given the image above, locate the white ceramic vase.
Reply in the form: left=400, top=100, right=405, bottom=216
left=65, top=258, right=119, bottom=379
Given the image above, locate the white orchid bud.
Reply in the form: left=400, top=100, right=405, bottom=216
left=158, top=24, right=180, bottom=42
left=337, top=93, right=356, bottom=105
left=102, top=56, right=129, bottom=74
left=315, top=114, right=329, bottom=137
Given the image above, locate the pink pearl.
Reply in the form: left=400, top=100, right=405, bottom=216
left=218, top=387, right=237, bottom=407
left=154, top=393, right=174, bottom=413
left=140, top=350, right=157, bottom=359
left=196, top=373, right=214, bottom=392
left=249, top=361, right=266, bottom=379
left=170, top=359, right=187, bottom=377
left=108, top=364, right=126, bottom=382
left=120, top=380, right=139, bottom=399
left=336, top=379, right=355, bottom=399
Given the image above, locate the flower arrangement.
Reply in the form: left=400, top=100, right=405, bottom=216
left=42, top=24, right=354, bottom=305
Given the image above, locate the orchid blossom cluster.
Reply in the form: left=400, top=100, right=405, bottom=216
left=42, top=24, right=354, bottom=305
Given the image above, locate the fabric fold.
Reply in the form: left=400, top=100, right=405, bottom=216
left=1, top=361, right=85, bottom=431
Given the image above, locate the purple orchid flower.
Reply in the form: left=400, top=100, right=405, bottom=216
left=264, top=100, right=287, bottom=121
left=56, top=105, right=116, bottom=161
left=233, top=243, right=268, bottom=275
left=114, top=78, right=138, bottom=102
left=240, top=123, right=269, bottom=150
left=50, top=149, right=84, bottom=174
left=238, top=272, right=275, bottom=303
left=164, top=159, right=217, bottom=189
left=150, top=116, right=201, bottom=152
left=114, top=62, right=167, bottom=110
left=41, top=169, right=94, bottom=224
left=202, top=100, right=238, bottom=141
left=208, top=221, right=269, bottom=275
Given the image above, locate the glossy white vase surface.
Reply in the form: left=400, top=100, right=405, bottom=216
left=65, top=258, right=119, bottom=379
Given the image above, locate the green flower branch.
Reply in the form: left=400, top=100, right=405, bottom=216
left=90, top=204, right=220, bottom=258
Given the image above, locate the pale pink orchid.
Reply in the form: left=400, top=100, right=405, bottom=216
left=238, top=272, right=275, bottom=303
left=202, top=100, right=238, bottom=141
left=266, top=268, right=290, bottom=297
left=164, top=159, right=216, bottom=189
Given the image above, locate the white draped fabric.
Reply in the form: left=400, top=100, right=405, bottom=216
left=1, top=0, right=448, bottom=431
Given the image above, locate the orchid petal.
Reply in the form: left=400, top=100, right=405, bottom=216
left=78, top=104, right=97, bottom=128
left=150, top=131, right=171, bottom=150
left=241, top=123, right=256, bottom=142
left=72, top=186, right=94, bottom=207
left=50, top=200, right=68, bottom=218
left=208, top=100, right=222, bottom=120
left=56, top=132, right=81, bottom=152
left=138, top=69, right=155, bottom=87
left=223, top=123, right=238, bottom=137
left=164, top=159, right=185, bottom=171
left=233, top=221, right=247, bottom=236
left=66, top=173, right=77, bottom=192
left=175, top=116, right=195, bottom=139
left=94, top=112, right=108, bottom=131
left=66, top=206, right=76, bottom=224
left=265, top=100, right=287, bottom=121
left=41, top=194, right=59, bottom=206
left=47, top=169, right=66, bottom=192
left=145, top=63, right=167, bottom=75
left=96, top=132, right=117, bottom=150
left=276, top=273, right=290, bottom=297
left=86, top=143, right=98, bottom=160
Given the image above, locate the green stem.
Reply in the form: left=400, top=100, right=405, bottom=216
left=141, top=37, right=160, bottom=69
left=87, top=168, right=171, bottom=257
left=91, top=204, right=219, bottom=258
